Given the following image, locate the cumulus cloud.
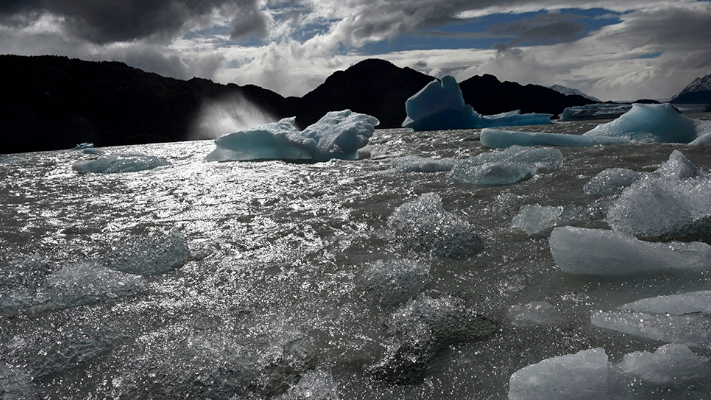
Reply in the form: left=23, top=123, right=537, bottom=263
left=0, top=0, right=708, bottom=101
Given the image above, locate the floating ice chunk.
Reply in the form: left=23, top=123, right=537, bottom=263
left=99, top=231, right=190, bottom=276
left=450, top=146, right=563, bottom=186
left=508, top=348, right=615, bottom=400
left=205, top=117, right=311, bottom=161
left=549, top=226, right=711, bottom=276
left=690, top=132, right=711, bottom=146
left=615, top=290, right=711, bottom=315
left=508, top=301, right=567, bottom=327
left=402, top=76, right=551, bottom=131
left=559, top=103, right=632, bottom=121
left=370, top=295, right=495, bottom=383
left=72, top=142, right=94, bottom=149
left=206, top=110, right=378, bottom=162
left=619, top=344, right=708, bottom=385
left=479, top=110, right=552, bottom=128
left=511, top=205, right=563, bottom=236
left=82, top=147, right=104, bottom=155
left=583, top=104, right=697, bottom=143
left=302, top=110, right=379, bottom=161
left=606, top=174, right=711, bottom=240
left=481, top=128, right=629, bottom=149
left=655, top=150, right=698, bottom=179
left=388, top=193, right=482, bottom=258
left=357, top=259, right=430, bottom=307
left=591, top=291, right=711, bottom=348
left=72, top=152, right=170, bottom=174
left=391, top=156, right=455, bottom=173
left=583, top=168, right=643, bottom=197
left=451, top=161, right=535, bottom=186
left=1, top=155, right=28, bottom=165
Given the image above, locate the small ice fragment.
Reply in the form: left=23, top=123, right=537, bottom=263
left=583, top=168, right=643, bottom=197
left=511, top=205, right=563, bottom=236
left=619, top=344, right=708, bottom=385
left=508, top=301, right=567, bottom=327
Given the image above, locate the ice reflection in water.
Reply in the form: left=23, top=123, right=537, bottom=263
left=1, top=117, right=711, bottom=399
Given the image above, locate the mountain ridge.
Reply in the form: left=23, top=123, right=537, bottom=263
left=1, top=55, right=596, bottom=155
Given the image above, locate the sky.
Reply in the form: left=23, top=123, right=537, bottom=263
left=0, top=0, right=710, bottom=101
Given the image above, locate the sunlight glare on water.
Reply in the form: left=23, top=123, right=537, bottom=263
left=1, top=116, right=711, bottom=399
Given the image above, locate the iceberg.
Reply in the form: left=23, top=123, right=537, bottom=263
left=583, top=103, right=697, bottom=143
left=507, top=301, right=567, bottom=327
left=508, top=348, right=615, bottom=400
left=72, top=152, right=170, bottom=174
left=558, top=103, right=632, bottom=121
left=591, top=291, right=711, bottom=348
left=402, top=76, right=552, bottom=131
left=480, top=128, right=630, bottom=149
left=619, top=344, right=708, bottom=385
left=205, top=110, right=378, bottom=162
left=387, top=193, right=482, bottom=258
left=450, top=146, right=563, bottom=186
left=549, top=226, right=711, bottom=276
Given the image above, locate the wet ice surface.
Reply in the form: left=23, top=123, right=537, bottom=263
left=1, top=114, right=711, bottom=399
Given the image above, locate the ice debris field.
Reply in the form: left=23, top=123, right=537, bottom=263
left=16, top=74, right=708, bottom=399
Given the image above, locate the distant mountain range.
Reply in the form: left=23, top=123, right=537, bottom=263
left=0, top=55, right=642, bottom=154
left=549, top=84, right=601, bottom=102
left=670, top=73, right=711, bottom=104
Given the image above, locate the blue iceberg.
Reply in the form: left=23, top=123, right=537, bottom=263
left=205, top=110, right=379, bottom=162
left=583, top=103, right=697, bottom=143
left=480, top=128, right=630, bottom=148
left=402, top=76, right=552, bottom=131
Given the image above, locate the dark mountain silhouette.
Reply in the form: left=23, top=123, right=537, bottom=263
left=670, top=73, right=711, bottom=105
left=459, top=74, right=594, bottom=115
left=291, top=59, right=434, bottom=129
left=0, top=55, right=291, bottom=154
left=1, top=55, right=599, bottom=155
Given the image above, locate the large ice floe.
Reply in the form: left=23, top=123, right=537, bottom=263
left=72, top=152, right=170, bottom=173
left=481, top=128, right=630, bottom=148
left=387, top=193, right=482, bottom=258
left=484, top=103, right=703, bottom=149
left=583, top=103, right=697, bottom=143
left=205, top=110, right=378, bottom=162
left=401, top=76, right=552, bottom=131
left=549, top=226, right=711, bottom=276
left=591, top=291, right=711, bottom=349
left=449, top=145, right=563, bottom=186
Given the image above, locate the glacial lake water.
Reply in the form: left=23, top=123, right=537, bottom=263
left=1, top=115, right=711, bottom=399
